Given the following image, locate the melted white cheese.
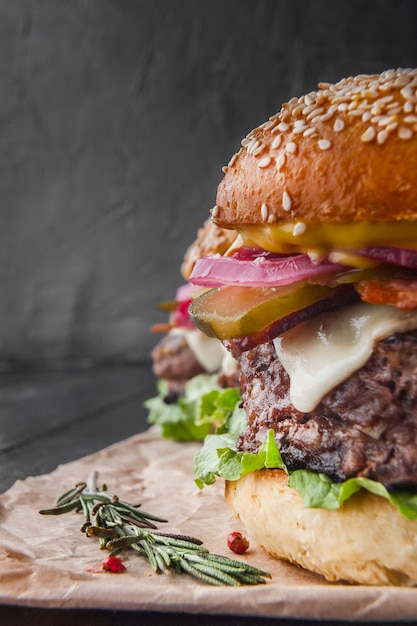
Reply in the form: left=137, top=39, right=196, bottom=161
left=219, top=344, right=239, bottom=376
left=273, top=302, right=417, bottom=413
left=170, top=328, right=237, bottom=376
left=183, top=328, right=226, bottom=373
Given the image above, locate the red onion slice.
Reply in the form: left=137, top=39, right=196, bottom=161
left=172, top=298, right=194, bottom=329
left=189, top=252, right=346, bottom=288
left=355, top=247, right=417, bottom=269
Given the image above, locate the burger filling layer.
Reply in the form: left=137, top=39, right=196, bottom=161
left=236, top=220, right=417, bottom=256
left=273, top=302, right=417, bottom=412
left=237, top=334, right=417, bottom=490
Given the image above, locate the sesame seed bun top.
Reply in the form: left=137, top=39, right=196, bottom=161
left=214, top=69, right=417, bottom=230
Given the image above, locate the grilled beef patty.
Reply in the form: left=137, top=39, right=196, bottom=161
left=237, top=332, right=417, bottom=489
left=151, top=332, right=205, bottom=396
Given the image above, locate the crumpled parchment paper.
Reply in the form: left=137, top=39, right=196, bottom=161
left=0, top=427, right=416, bottom=621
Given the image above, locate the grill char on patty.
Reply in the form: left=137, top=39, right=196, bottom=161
left=237, top=332, right=417, bottom=490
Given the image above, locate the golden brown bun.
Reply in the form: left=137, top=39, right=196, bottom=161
left=215, top=69, right=417, bottom=227
left=181, top=218, right=236, bottom=279
left=226, top=469, right=417, bottom=586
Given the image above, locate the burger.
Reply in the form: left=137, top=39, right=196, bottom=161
left=146, top=219, right=239, bottom=441
left=189, top=68, right=417, bottom=586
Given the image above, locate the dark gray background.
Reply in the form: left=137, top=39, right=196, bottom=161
left=2, top=0, right=417, bottom=367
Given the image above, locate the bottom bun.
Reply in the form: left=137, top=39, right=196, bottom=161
left=225, top=469, right=417, bottom=586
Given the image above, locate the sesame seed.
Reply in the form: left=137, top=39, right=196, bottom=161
left=318, top=138, right=332, bottom=150
left=318, top=107, right=337, bottom=122
left=398, top=126, right=413, bottom=140
left=228, top=153, right=238, bottom=167
left=404, top=101, right=414, bottom=113
left=307, top=251, right=321, bottom=262
left=293, top=124, right=308, bottom=134
left=258, top=156, right=272, bottom=168
left=404, top=115, right=417, bottom=124
left=307, top=107, right=325, bottom=120
left=376, top=116, right=394, bottom=127
left=386, top=121, right=398, bottom=132
left=361, top=127, right=376, bottom=142
left=349, top=109, right=365, bottom=117
left=262, top=119, right=278, bottom=131
left=222, top=166, right=228, bottom=173
left=378, top=95, right=395, bottom=104
left=303, top=127, right=317, bottom=137
left=333, top=118, right=345, bottom=132
left=278, top=122, right=290, bottom=132
left=282, top=190, right=292, bottom=211
left=401, top=87, right=417, bottom=102
left=291, top=104, right=305, bottom=116
left=276, top=154, right=286, bottom=171
left=271, top=135, right=282, bottom=149
left=246, top=139, right=259, bottom=154
left=378, top=81, right=394, bottom=92
left=304, top=93, right=316, bottom=106
left=377, top=130, right=389, bottom=144
left=302, top=104, right=318, bottom=116
left=261, top=203, right=269, bottom=221
left=362, top=111, right=372, bottom=122
left=286, top=142, right=297, bottom=154
left=395, top=74, right=411, bottom=87
left=267, top=213, right=277, bottom=223
left=293, top=222, right=306, bottom=236
left=386, top=105, right=402, bottom=115
left=252, top=144, right=266, bottom=157
left=211, top=205, right=219, bottom=217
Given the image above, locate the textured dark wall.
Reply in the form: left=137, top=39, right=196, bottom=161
left=2, top=0, right=417, bottom=366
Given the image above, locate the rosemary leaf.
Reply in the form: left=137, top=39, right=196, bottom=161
left=151, top=531, right=203, bottom=545
left=183, top=558, right=240, bottom=586
left=56, top=483, right=86, bottom=506
left=151, top=534, right=209, bottom=552
left=39, top=498, right=81, bottom=515
left=113, top=500, right=167, bottom=524
left=205, top=553, right=272, bottom=579
left=140, top=539, right=160, bottom=573
left=78, top=495, right=91, bottom=524
left=179, top=557, right=226, bottom=586
left=107, top=535, right=145, bottom=550
left=155, top=546, right=171, bottom=569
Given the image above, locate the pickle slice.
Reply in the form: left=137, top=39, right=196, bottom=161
left=189, top=283, right=331, bottom=340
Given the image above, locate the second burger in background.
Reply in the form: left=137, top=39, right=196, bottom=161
left=146, top=219, right=240, bottom=441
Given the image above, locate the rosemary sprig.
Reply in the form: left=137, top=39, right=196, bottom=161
left=39, top=471, right=271, bottom=586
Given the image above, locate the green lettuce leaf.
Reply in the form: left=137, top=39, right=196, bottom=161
left=288, top=470, right=417, bottom=520
left=145, top=374, right=241, bottom=442
left=194, top=421, right=286, bottom=488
